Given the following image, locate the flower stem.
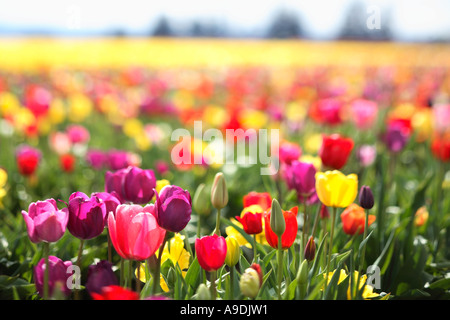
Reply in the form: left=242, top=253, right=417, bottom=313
left=229, top=267, right=235, bottom=300
left=43, top=242, right=49, bottom=300
left=107, top=228, right=112, bottom=263
left=214, top=208, right=221, bottom=236
left=152, top=233, right=168, bottom=295
left=277, top=235, right=283, bottom=300
left=210, top=271, right=217, bottom=299
left=253, top=234, right=257, bottom=263
left=74, top=239, right=84, bottom=300
left=324, top=207, right=337, bottom=299
left=136, top=261, right=141, bottom=294
left=356, top=209, right=370, bottom=299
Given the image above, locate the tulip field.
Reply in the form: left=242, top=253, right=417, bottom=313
left=0, top=38, right=450, bottom=302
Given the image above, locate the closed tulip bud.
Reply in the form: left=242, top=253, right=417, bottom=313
left=240, top=264, right=262, bottom=299
left=225, top=236, right=240, bottom=267
left=270, top=199, right=285, bottom=238
left=194, top=283, right=211, bottom=300
left=211, top=172, right=228, bottom=210
left=304, top=236, right=316, bottom=261
left=85, top=260, right=118, bottom=296
left=359, top=185, right=374, bottom=210
left=193, top=183, right=211, bottom=216
left=296, top=259, right=309, bottom=299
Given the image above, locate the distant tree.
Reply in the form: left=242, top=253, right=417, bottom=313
left=266, top=10, right=302, bottom=39
left=338, top=1, right=392, bottom=41
left=189, top=21, right=226, bottom=38
left=152, top=16, right=173, bottom=37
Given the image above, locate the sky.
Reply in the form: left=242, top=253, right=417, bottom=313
left=0, top=0, right=449, bottom=41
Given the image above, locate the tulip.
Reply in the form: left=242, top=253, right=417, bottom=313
left=431, top=135, right=450, bottom=162
left=0, top=168, right=7, bottom=207
left=104, top=167, right=128, bottom=202
left=240, top=264, right=263, bottom=299
left=318, top=134, right=354, bottom=170
left=304, top=236, right=316, bottom=261
left=341, top=204, right=376, bottom=235
left=16, top=145, right=41, bottom=177
left=315, top=171, right=358, bottom=208
left=85, top=260, right=118, bottom=296
left=34, top=256, right=72, bottom=299
left=66, top=124, right=90, bottom=144
left=349, top=99, right=378, bottom=130
left=91, top=192, right=121, bottom=217
left=91, top=285, right=140, bottom=300
left=194, top=283, right=211, bottom=300
left=282, top=160, right=318, bottom=205
left=108, top=204, right=166, bottom=261
left=86, top=149, right=108, bottom=170
left=60, top=154, right=76, bottom=173
left=243, top=191, right=272, bottom=211
left=48, top=132, right=72, bottom=155
left=195, top=234, right=227, bottom=299
left=414, top=206, right=429, bottom=227
left=356, top=145, right=377, bottom=168
left=359, top=185, right=374, bottom=210
left=225, top=236, right=240, bottom=267
left=382, top=122, right=409, bottom=153
left=296, top=259, right=309, bottom=299
left=154, top=185, right=192, bottom=233
left=107, top=150, right=131, bottom=171
left=211, top=172, right=228, bottom=236
left=264, top=205, right=298, bottom=250
left=211, top=172, right=228, bottom=210
left=278, top=141, right=302, bottom=165
left=193, top=183, right=212, bottom=217
left=235, top=211, right=263, bottom=235
left=123, top=166, right=157, bottom=204
left=22, top=199, right=69, bottom=244
left=67, top=192, right=108, bottom=240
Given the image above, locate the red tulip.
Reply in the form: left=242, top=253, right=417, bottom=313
left=60, top=154, right=76, bottom=173
left=91, top=285, right=140, bottom=300
left=236, top=211, right=263, bottom=235
left=243, top=191, right=272, bottom=211
left=108, top=204, right=166, bottom=261
left=264, top=206, right=298, bottom=249
left=16, top=145, right=41, bottom=177
left=195, top=234, right=227, bottom=272
left=319, top=134, right=354, bottom=170
left=431, top=135, right=450, bottom=162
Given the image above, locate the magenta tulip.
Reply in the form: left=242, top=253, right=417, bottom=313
left=34, top=256, right=72, bottom=298
left=85, top=260, right=118, bottom=295
left=67, top=192, right=108, bottom=240
left=123, top=166, right=156, bottom=204
left=108, top=204, right=166, bottom=260
left=154, top=185, right=192, bottom=233
left=282, top=160, right=318, bottom=205
left=21, top=199, right=69, bottom=243
left=104, top=168, right=128, bottom=203
left=91, top=192, right=121, bottom=217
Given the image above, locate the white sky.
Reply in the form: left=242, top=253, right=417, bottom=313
left=0, top=0, right=449, bottom=40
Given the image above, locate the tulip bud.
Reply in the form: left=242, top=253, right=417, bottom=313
left=304, top=236, right=316, bottom=261
left=225, top=236, right=240, bottom=267
left=359, top=185, right=374, bottom=210
left=270, top=199, right=285, bottom=238
left=194, top=283, right=211, bottom=300
left=193, top=183, right=211, bottom=216
left=239, top=264, right=262, bottom=299
left=296, top=259, right=309, bottom=299
left=211, top=172, right=228, bottom=210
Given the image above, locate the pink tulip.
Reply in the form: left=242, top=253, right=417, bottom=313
left=21, top=199, right=69, bottom=243
left=66, top=124, right=90, bottom=144
left=350, top=99, right=378, bottom=130
left=34, top=256, right=72, bottom=298
left=108, top=204, right=166, bottom=261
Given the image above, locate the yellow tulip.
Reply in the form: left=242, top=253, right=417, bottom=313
left=225, top=236, right=240, bottom=267
left=156, top=179, right=170, bottom=194
left=0, top=168, right=7, bottom=207
left=315, top=170, right=358, bottom=208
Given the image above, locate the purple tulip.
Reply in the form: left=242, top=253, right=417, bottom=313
left=105, top=168, right=128, bottom=203
left=123, top=166, right=156, bottom=204
left=21, top=199, right=69, bottom=243
left=108, top=150, right=130, bottom=171
left=91, top=192, right=121, bottom=217
left=86, top=149, right=108, bottom=170
left=34, top=256, right=72, bottom=298
left=282, top=160, right=318, bottom=205
left=382, top=125, right=409, bottom=153
left=67, top=192, right=107, bottom=240
left=154, top=185, right=192, bottom=233
left=85, top=260, right=118, bottom=296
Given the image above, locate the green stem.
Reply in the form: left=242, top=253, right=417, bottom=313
left=74, top=239, right=84, bottom=300
left=277, top=235, right=283, bottom=300
left=356, top=209, right=370, bottom=299
left=107, top=228, right=112, bottom=263
left=43, top=242, right=50, bottom=300
left=253, top=234, right=257, bottom=263
left=197, top=214, right=202, bottom=238
left=210, top=271, right=217, bottom=299
left=152, top=234, right=168, bottom=295
left=136, top=261, right=141, bottom=294
left=324, top=207, right=337, bottom=299
left=214, top=208, right=221, bottom=236
left=128, top=260, right=133, bottom=289
left=120, top=258, right=124, bottom=287
left=229, top=267, right=235, bottom=300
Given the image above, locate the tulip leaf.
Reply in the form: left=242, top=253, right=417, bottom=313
left=184, top=257, right=201, bottom=289
left=309, top=233, right=328, bottom=279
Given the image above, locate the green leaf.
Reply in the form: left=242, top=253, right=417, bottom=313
left=184, top=257, right=201, bottom=289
